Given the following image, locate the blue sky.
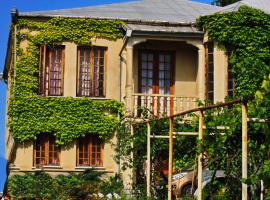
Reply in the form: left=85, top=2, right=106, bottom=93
left=0, top=0, right=212, bottom=192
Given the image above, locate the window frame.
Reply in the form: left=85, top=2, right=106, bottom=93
left=39, top=45, right=65, bottom=96
left=76, top=135, right=104, bottom=167
left=205, top=42, right=214, bottom=103
left=33, top=134, right=60, bottom=168
left=76, top=46, right=107, bottom=97
left=227, top=50, right=235, bottom=97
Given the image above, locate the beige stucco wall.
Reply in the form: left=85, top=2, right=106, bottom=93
left=203, top=34, right=229, bottom=102
left=8, top=30, right=230, bottom=180
left=132, top=39, right=200, bottom=98
left=9, top=36, right=123, bottom=175
left=214, top=44, right=228, bottom=102
left=174, top=48, right=198, bottom=97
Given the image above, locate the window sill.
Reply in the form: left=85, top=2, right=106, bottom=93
left=76, top=96, right=111, bottom=100
left=37, top=95, right=111, bottom=100
left=75, top=166, right=105, bottom=170
left=10, top=166, right=20, bottom=170
left=32, top=165, right=63, bottom=170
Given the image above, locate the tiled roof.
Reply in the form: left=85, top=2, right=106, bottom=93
left=19, top=0, right=221, bottom=24
left=221, top=0, right=270, bottom=14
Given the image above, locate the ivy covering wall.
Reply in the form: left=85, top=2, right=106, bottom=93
left=116, top=6, right=270, bottom=199
left=8, top=17, right=125, bottom=145
left=197, top=6, right=270, bottom=97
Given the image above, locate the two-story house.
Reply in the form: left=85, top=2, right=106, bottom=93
left=3, top=0, right=254, bottom=189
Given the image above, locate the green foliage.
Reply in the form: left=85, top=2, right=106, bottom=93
left=8, top=171, right=125, bottom=200
left=17, top=18, right=124, bottom=45
left=197, top=6, right=270, bottom=97
left=9, top=96, right=122, bottom=144
left=115, top=7, right=270, bottom=198
left=115, top=111, right=198, bottom=199
left=196, top=6, right=270, bottom=197
left=9, top=17, right=124, bottom=144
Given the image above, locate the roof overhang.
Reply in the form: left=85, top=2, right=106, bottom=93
left=3, top=29, right=12, bottom=83
left=123, top=23, right=204, bottom=38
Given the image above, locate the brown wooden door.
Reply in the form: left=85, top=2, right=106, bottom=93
left=139, top=50, right=175, bottom=114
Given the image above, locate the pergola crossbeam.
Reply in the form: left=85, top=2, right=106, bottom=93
left=135, top=98, right=255, bottom=200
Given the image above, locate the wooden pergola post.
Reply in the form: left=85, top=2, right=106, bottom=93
left=242, top=101, right=248, bottom=200
left=168, top=117, right=174, bottom=200
left=198, top=110, right=204, bottom=200
left=146, top=121, right=151, bottom=197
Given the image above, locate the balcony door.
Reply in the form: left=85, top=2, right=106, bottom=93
left=138, top=50, right=175, bottom=115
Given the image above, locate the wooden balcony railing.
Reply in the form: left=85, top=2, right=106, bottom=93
left=132, top=93, right=197, bottom=118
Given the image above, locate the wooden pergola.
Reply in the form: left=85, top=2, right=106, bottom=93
left=131, top=98, right=252, bottom=200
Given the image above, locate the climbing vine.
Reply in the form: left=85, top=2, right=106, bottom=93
left=196, top=6, right=270, bottom=197
left=116, top=6, right=270, bottom=199
left=8, top=17, right=125, bottom=145
left=197, top=6, right=270, bottom=97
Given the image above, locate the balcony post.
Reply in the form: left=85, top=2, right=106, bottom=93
left=125, top=44, right=134, bottom=116
left=197, top=45, right=205, bottom=100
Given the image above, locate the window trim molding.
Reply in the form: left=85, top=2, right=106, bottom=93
left=204, top=41, right=214, bottom=103
left=33, top=134, right=61, bottom=168
left=39, top=45, right=65, bottom=96
left=226, top=50, right=235, bottom=97
left=76, top=46, right=107, bottom=97
left=76, top=135, right=104, bottom=167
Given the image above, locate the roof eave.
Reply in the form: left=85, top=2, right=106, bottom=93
left=131, top=30, right=204, bottom=39
left=3, top=28, right=13, bottom=82
left=18, top=13, right=195, bottom=26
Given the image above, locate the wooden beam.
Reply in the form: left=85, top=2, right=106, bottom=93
left=168, top=117, right=173, bottom=200
left=150, top=132, right=198, bottom=138
left=173, top=132, right=198, bottom=136
left=146, top=122, right=151, bottom=197
left=150, top=135, right=172, bottom=139
left=248, top=118, right=270, bottom=123
left=242, top=102, right=248, bottom=200
left=198, top=111, right=204, bottom=200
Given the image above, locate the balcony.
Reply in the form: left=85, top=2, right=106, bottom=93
left=132, top=93, right=197, bottom=118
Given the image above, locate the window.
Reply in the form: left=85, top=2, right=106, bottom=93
left=77, top=135, right=103, bottom=167
left=138, top=50, right=175, bottom=114
left=39, top=45, right=65, bottom=96
left=139, top=51, right=173, bottom=95
left=77, top=46, right=106, bottom=97
left=227, top=51, right=235, bottom=97
left=205, top=42, right=214, bottom=102
left=34, top=134, right=60, bottom=168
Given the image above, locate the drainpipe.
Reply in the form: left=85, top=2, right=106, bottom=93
left=118, top=28, right=132, bottom=103
left=116, top=28, right=132, bottom=175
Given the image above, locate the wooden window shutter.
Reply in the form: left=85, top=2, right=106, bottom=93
left=39, top=45, right=46, bottom=95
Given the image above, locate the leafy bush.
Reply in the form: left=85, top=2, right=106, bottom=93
left=8, top=170, right=125, bottom=200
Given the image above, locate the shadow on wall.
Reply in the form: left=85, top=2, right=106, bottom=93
left=0, top=156, right=6, bottom=193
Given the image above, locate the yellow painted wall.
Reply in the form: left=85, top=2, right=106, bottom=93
left=9, top=36, right=123, bottom=174
left=174, top=48, right=198, bottom=97
left=214, top=44, right=228, bottom=102
left=8, top=31, right=230, bottom=178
